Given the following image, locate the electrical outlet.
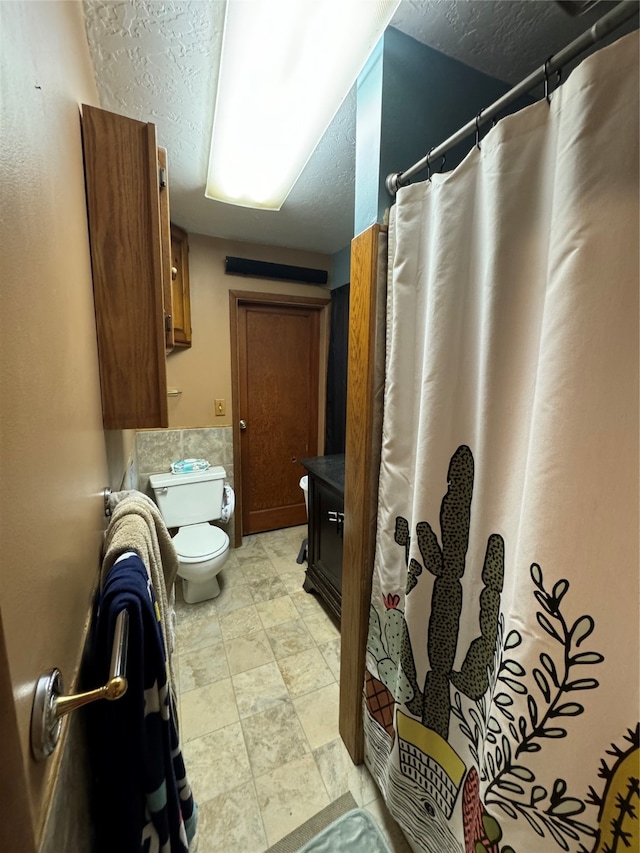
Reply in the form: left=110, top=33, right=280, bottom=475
left=215, top=398, right=225, bottom=417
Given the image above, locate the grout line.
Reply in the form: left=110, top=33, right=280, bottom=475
left=247, top=774, right=270, bottom=853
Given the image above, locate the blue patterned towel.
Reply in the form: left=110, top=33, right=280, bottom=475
left=90, top=553, right=197, bottom=852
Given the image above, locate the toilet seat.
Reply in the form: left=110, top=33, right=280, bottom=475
left=173, top=523, right=228, bottom=563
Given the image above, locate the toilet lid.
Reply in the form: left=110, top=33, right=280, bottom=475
left=173, top=524, right=229, bottom=563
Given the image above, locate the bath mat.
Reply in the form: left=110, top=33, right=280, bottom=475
left=296, top=807, right=392, bottom=852
left=265, top=793, right=357, bottom=853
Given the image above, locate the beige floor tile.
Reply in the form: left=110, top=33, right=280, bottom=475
left=257, top=527, right=288, bottom=541
left=176, top=607, right=223, bottom=655
left=182, top=722, right=252, bottom=804
left=214, top=583, right=255, bottom=617
left=318, top=637, right=341, bottom=680
left=255, top=595, right=299, bottom=629
left=265, top=619, right=315, bottom=660
left=219, top=603, right=263, bottom=641
left=277, top=647, right=335, bottom=698
left=247, top=574, right=288, bottom=604
left=195, top=781, right=267, bottom=853
left=254, top=754, right=330, bottom=846
left=244, top=559, right=280, bottom=581
left=313, top=738, right=379, bottom=807
left=241, top=702, right=310, bottom=777
left=177, top=596, right=218, bottom=624
left=290, top=589, right=328, bottom=621
left=263, top=541, right=297, bottom=562
left=235, top=553, right=273, bottom=573
left=269, top=553, right=305, bottom=576
left=277, top=569, right=307, bottom=597
left=181, top=678, right=238, bottom=741
left=304, top=611, right=340, bottom=644
left=235, top=539, right=269, bottom=564
left=178, top=642, right=229, bottom=693
left=365, top=798, right=414, bottom=852
left=225, top=629, right=275, bottom=675
left=232, top=661, right=288, bottom=719
left=217, top=560, right=247, bottom=590
left=293, top=682, right=340, bottom=749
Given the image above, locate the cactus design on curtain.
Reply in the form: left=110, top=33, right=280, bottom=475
left=393, top=445, right=504, bottom=741
left=364, top=445, right=638, bottom=853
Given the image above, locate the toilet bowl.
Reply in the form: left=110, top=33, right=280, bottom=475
left=149, top=465, right=235, bottom=604
left=172, top=522, right=230, bottom=603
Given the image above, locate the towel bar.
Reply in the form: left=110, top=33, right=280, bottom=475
left=31, top=609, right=129, bottom=761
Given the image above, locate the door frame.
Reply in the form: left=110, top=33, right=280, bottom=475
left=229, top=290, right=330, bottom=546
left=341, top=224, right=387, bottom=764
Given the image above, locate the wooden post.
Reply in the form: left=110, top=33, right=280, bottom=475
left=339, top=223, right=387, bottom=764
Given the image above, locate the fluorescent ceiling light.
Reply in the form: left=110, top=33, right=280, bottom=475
left=206, top=0, right=400, bottom=211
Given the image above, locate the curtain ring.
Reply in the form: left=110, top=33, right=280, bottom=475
left=439, top=152, right=447, bottom=173
left=544, top=56, right=553, bottom=104
left=475, top=112, right=482, bottom=151
left=426, top=147, right=434, bottom=182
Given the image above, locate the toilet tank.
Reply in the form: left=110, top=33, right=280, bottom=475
left=149, top=466, right=226, bottom=527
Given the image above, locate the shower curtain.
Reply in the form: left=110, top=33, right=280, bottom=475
left=364, top=31, right=638, bottom=853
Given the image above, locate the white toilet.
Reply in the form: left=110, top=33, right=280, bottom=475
left=149, top=466, right=235, bottom=604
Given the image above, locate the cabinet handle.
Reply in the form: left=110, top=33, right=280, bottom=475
left=327, top=511, right=345, bottom=535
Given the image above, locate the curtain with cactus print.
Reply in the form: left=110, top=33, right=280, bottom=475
left=364, top=33, right=639, bottom=853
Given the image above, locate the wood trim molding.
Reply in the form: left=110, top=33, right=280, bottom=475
left=340, top=224, right=387, bottom=764
left=228, top=289, right=330, bottom=308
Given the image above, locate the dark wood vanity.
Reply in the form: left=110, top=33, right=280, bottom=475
left=301, top=454, right=344, bottom=623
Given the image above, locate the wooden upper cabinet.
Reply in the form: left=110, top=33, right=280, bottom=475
left=169, top=224, right=192, bottom=348
left=81, top=104, right=169, bottom=429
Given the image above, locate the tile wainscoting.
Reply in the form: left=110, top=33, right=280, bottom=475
left=135, top=427, right=235, bottom=547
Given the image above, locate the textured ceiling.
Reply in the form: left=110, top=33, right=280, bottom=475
left=82, top=1, right=632, bottom=255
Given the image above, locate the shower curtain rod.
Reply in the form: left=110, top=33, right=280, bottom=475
left=386, top=0, right=639, bottom=195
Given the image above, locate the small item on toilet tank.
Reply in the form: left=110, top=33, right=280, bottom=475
left=170, top=458, right=210, bottom=474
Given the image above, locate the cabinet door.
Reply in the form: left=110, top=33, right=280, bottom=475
left=169, top=224, right=192, bottom=348
left=314, top=481, right=344, bottom=593
left=158, top=148, right=174, bottom=352
left=81, top=105, right=168, bottom=429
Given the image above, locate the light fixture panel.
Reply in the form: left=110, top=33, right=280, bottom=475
left=206, top=0, right=400, bottom=210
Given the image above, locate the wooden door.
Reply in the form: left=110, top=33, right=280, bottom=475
left=232, top=292, right=329, bottom=535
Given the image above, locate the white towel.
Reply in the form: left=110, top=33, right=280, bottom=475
left=102, top=490, right=179, bottom=693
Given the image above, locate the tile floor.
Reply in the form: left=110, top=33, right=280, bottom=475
left=174, top=525, right=412, bottom=852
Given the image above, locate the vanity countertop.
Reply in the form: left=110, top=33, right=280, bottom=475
left=301, top=454, right=345, bottom=496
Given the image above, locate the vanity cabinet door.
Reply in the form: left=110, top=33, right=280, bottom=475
left=314, top=481, right=343, bottom=594
left=305, top=473, right=343, bottom=621
left=81, top=105, right=169, bottom=429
